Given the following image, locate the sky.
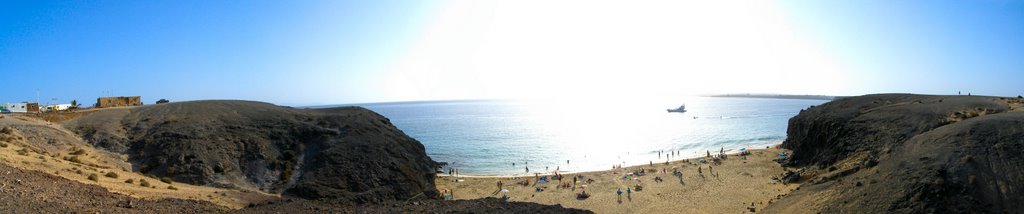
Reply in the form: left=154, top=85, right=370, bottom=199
left=1, top=0, right=1022, bottom=106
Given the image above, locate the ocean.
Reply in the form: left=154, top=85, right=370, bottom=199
left=353, top=96, right=828, bottom=176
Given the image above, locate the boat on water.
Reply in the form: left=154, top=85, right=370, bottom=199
left=667, top=104, right=686, bottom=113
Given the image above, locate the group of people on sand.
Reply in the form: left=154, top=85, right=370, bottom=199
left=616, top=187, right=634, bottom=203
left=440, top=188, right=454, bottom=200
left=481, top=147, right=750, bottom=204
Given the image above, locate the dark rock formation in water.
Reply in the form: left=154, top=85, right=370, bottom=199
left=768, top=94, right=1024, bottom=213
left=65, top=100, right=439, bottom=203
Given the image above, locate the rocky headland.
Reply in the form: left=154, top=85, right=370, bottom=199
left=766, top=94, right=1024, bottom=213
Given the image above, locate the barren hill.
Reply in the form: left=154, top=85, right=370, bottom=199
left=63, top=100, right=439, bottom=203
left=766, top=94, right=1024, bottom=213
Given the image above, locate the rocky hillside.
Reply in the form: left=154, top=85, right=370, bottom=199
left=0, top=163, right=228, bottom=213
left=766, top=94, right=1024, bottom=213
left=64, top=100, right=439, bottom=203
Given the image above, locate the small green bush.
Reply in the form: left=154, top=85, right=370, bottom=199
left=167, top=186, right=178, bottom=190
left=160, top=177, right=173, bottom=184
left=140, top=179, right=151, bottom=187
left=105, top=171, right=119, bottom=178
left=0, top=142, right=7, bottom=148
left=87, top=173, right=98, bottom=182
left=125, top=179, right=134, bottom=184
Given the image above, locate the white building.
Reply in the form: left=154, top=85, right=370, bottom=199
left=46, top=104, right=73, bottom=112
left=3, top=103, right=36, bottom=113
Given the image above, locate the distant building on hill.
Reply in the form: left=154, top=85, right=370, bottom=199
left=45, top=104, right=73, bottom=112
left=96, top=96, right=142, bottom=108
left=3, top=102, right=40, bottom=113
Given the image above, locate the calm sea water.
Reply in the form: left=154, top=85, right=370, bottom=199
left=353, top=97, right=827, bottom=176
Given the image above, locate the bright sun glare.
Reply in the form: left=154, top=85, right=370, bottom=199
left=384, top=0, right=849, bottom=102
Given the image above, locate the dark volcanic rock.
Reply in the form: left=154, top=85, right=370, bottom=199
left=767, top=94, right=1024, bottom=213
left=782, top=94, right=1007, bottom=167
left=65, top=100, right=439, bottom=202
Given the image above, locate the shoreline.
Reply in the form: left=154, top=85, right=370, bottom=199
left=437, top=144, right=784, bottom=178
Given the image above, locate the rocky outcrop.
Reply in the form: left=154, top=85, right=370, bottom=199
left=767, top=94, right=1024, bottom=213
left=781, top=94, right=1009, bottom=168
left=64, top=100, right=440, bottom=203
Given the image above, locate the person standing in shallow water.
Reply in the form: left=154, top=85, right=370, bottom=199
left=526, top=166, right=529, bottom=173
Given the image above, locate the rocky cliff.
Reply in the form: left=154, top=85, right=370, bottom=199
left=767, top=94, right=1024, bottom=213
left=64, top=100, right=440, bottom=203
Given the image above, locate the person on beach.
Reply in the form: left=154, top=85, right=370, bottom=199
left=698, top=166, right=703, bottom=177
left=497, top=181, right=503, bottom=191
left=627, top=187, right=632, bottom=201
left=617, top=188, right=623, bottom=202
left=650, top=161, right=653, bottom=166
left=526, top=166, right=529, bottom=173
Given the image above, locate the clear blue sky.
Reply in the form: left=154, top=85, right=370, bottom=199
left=1, top=1, right=1022, bottom=106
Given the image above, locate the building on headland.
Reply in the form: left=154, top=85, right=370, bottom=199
left=3, top=102, right=40, bottom=113
left=96, top=96, right=142, bottom=108
left=44, top=104, right=73, bottom=112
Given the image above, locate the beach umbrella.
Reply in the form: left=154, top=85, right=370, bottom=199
left=500, top=189, right=510, bottom=193
left=740, top=148, right=746, bottom=151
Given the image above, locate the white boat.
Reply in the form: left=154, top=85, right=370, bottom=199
left=667, top=104, right=686, bottom=113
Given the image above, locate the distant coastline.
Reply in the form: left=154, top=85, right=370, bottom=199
left=708, top=93, right=840, bottom=101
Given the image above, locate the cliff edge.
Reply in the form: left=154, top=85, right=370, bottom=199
left=767, top=94, right=1024, bottom=213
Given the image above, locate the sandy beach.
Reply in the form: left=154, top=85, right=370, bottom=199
left=436, top=148, right=798, bottom=213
